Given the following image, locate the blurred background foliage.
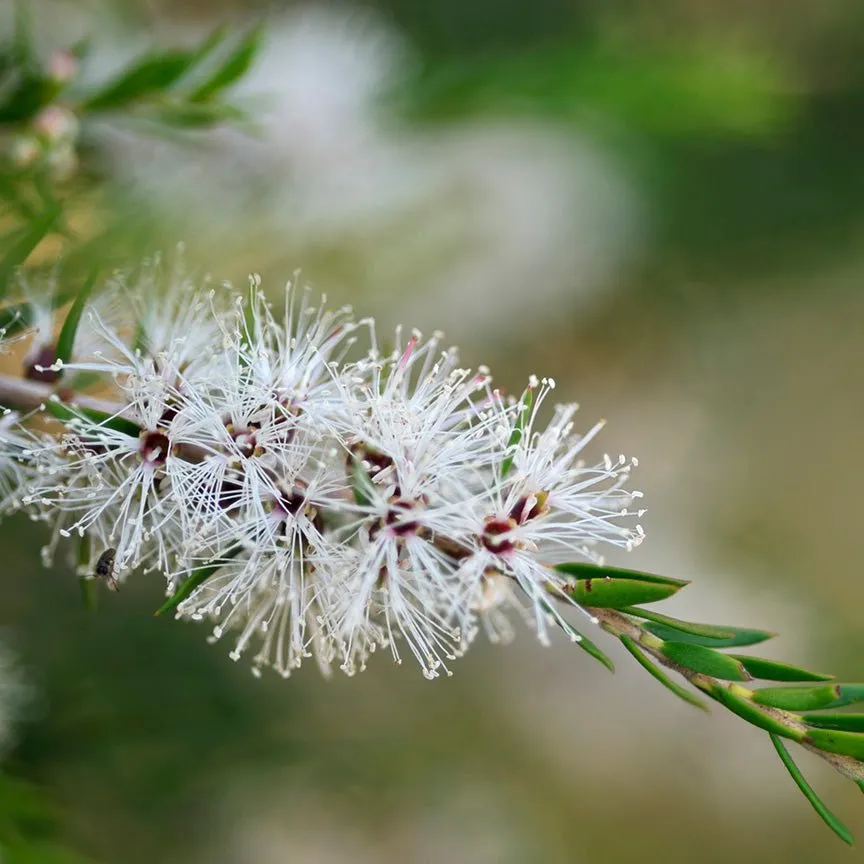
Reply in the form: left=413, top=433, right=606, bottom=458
left=2, top=0, right=864, bottom=861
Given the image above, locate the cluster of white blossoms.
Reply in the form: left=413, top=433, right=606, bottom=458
left=0, top=258, right=644, bottom=679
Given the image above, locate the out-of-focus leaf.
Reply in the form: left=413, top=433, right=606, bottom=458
left=0, top=202, right=61, bottom=298
left=732, top=655, right=834, bottom=683
left=0, top=301, right=33, bottom=338
left=770, top=733, right=855, bottom=846
left=401, top=43, right=792, bottom=138
left=190, top=27, right=262, bottom=102
left=156, top=100, right=244, bottom=128
left=84, top=51, right=194, bottom=111
left=659, top=642, right=751, bottom=681
left=620, top=634, right=707, bottom=710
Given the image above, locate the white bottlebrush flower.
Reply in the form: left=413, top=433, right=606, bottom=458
left=0, top=261, right=647, bottom=680
left=453, top=378, right=644, bottom=646
left=173, top=528, right=348, bottom=680
left=167, top=278, right=359, bottom=540
left=0, top=412, right=47, bottom=516
left=12, top=269, right=130, bottom=384
left=31, top=382, right=186, bottom=580
left=327, top=330, right=501, bottom=678
left=63, top=252, right=227, bottom=389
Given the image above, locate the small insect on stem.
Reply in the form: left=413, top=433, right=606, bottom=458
left=94, top=547, right=119, bottom=592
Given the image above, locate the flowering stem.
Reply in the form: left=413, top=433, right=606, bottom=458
left=0, top=372, right=124, bottom=416
left=589, top=606, right=864, bottom=784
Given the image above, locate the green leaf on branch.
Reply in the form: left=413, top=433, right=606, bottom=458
left=770, top=733, right=855, bottom=847
left=731, top=655, right=834, bottom=683
left=84, top=51, right=195, bottom=111
left=753, top=684, right=864, bottom=712
left=54, top=267, right=98, bottom=370
left=565, top=575, right=683, bottom=608
left=0, top=202, right=61, bottom=298
left=500, top=384, right=533, bottom=479
left=569, top=625, right=614, bottom=673
left=804, top=713, right=864, bottom=732
left=805, top=728, right=864, bottom=761
left=555, top=562, right=689, bottom=588
left=659, top=642, right=751, bottom=681
left=620, top=634, right=708, bottom=711
left=621, top=607, right=735, bottom=639
left=190, top=27, right=262, bottom=102
left=631, top=609, right=775, bottom=648
left=710, top=684, right=806, bottom=741
left=350, top=456, right=376, bottom=507
left=155, top=549, right=240, bottom=617
left=156, top=100, right=244, bottom=128
left=44, top=397, right=140, bottom=438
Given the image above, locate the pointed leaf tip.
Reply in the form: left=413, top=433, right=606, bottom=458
left=572, top=627, right=615, bottom=673
left=732, top=655, right=834, bottom=683
left=634, top=611, right=776, bottom=649
left=770, top=733, right=855, bottom=846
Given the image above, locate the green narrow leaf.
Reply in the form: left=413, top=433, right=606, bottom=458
left=660, top=642, right=751, bottom=681
left=753, top=684, right=864, bottom=712
left=54, top=267, right=98, bottom=370
left=732, top=655, right=834, bottom=683
left=555, top=562, right=689, bottom=588
left=0, top=203, right=61, bottom=298
left=190, top=26, right=262, bottom=102
left=155, top=549, right=240, bottom=616
left=570, top=626, right=614, bottom=673
left=350, top=455, right=376, bottom=506
left=620, top=634, right=707, bottom=710
left=500, top=385, right=533, bottom=479
left=710, top=684, right=806, bottom=741
left=770, top=733, right=855, bottom=846
left=84, top=51, right=194, bottom=111
left=565, top=576, right=683, bottom=609
left=622, top=607, right=733, bottom=639
left=156, top=100, right=244, bottom=128
left=44, top=397, right=141, bottom=438
left=805, top=728, right=864, bottom=761
left=187, top=25, right=229, bottom=70
left=628, top=607, right=776, bottom=648
left=804, top=713, right=864, bottom=733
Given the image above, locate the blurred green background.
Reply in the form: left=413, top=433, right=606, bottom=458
left=3, top=0, right=864, bottom=861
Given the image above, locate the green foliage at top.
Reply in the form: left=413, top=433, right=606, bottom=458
left=0, top=15, right=262, bottom=298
